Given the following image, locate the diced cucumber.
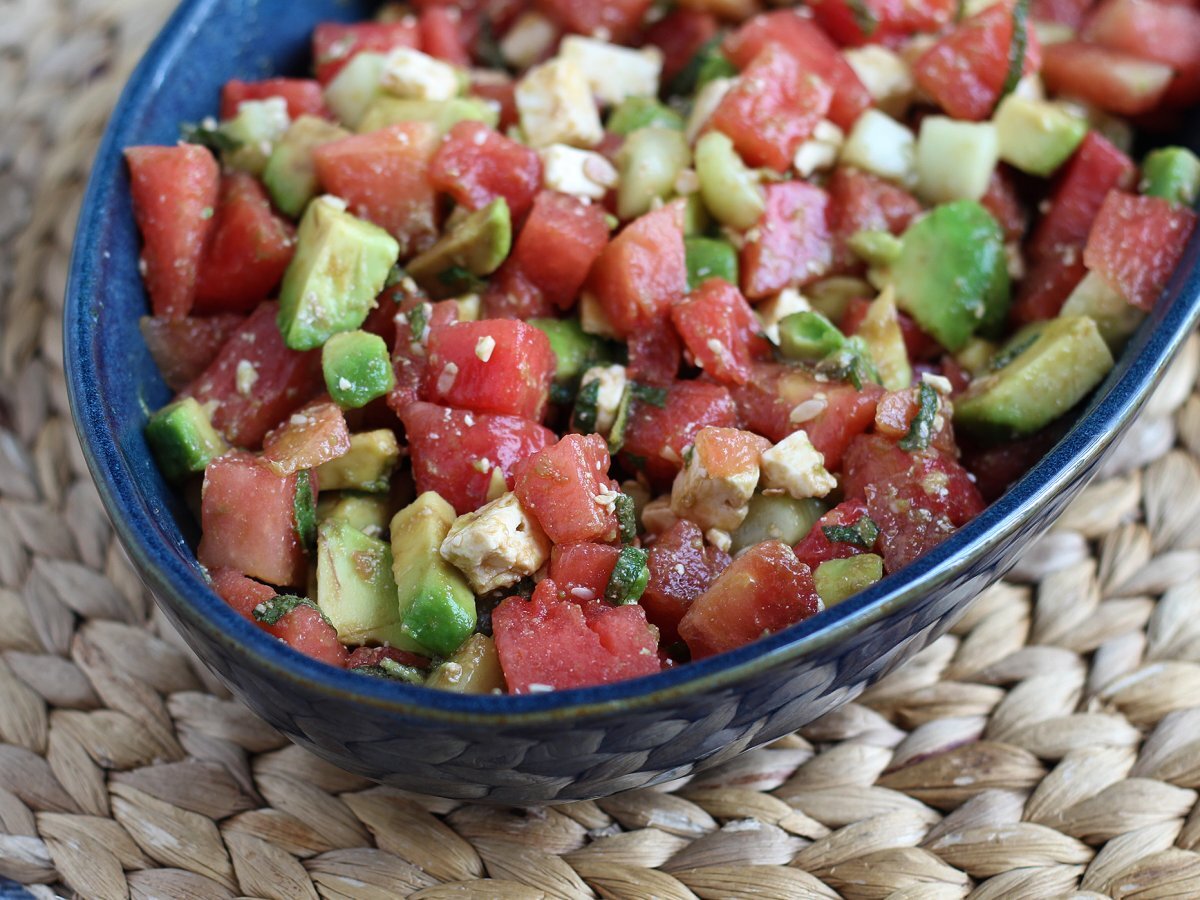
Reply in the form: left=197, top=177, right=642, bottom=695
left=425, top=633, right=505, bottom=693
left=220, top=97, right=290, bottom=176
left=263, top=115, right=351, bottom=218
left=840, top=109, right=916, bottom=186
left=390, top=492, right=477, bottom=657
left=607, top=96, right=684, bottom=136
left=1140, top=146, right=1200, bottom=206
left=357, top=96, right=498, bottom=135
left=695, top=131, right=765, bottom=231
left=324, top=52, right=387, bottom=129
left=616, top=127, right=691, bottom=221
left=685, top=236, right=739, bottom=290
left=915, top=116, right=998, bottom=203
left=315, top=430, right=400, bottom=492
left=1059, top=270, right=1146, bottom=348
left=815, top=554, right=884, bottom=607
left=730, top=495, right=826, bottom=555
left=145, top=397, right=228, bottom=482
left=993, top=95, right=1086, bottom=177
left=955, top=315, right=1114, bottom=440
left=322, top=330, right=395, bottom=409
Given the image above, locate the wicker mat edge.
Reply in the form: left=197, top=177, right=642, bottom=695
left=7, top=3, right=1200, bottom=898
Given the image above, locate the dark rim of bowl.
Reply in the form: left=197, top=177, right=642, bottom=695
left=65, top=0, right=1200, bottom=726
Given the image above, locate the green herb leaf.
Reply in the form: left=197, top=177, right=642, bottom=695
left=474, top=15, right=508, bottom=72
left=351, top=661, right=426, bottom=684
left=822, top=516, right=880, bottom=550
left=1000, top=0, right=1031, bottom=103
left=605, top=546, right=650, bottom=605
left=385, top=264, right=408, bottom=289
left=180, top=120, right=241, bottom=154
left=669, top=35, right=725, bottom=97
left=989, top=331, right=1039, bottom=372
left=409, top=302, right=430, bottom=344
left=899, top=382, right=940, bottom=452
left=615, top=493, right=638, bottom=544
left=572, top=378, right=601, bottom=435
left=294, top=470, right=317, bottom=551
left=253, top=594, right=314, bottom=626
left=437, top=265, right=486, bottom=294
left=848, top=0, right=879, bottom=36
left=630, top=382, right=669, bottom=408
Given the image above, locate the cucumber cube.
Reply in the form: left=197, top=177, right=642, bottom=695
left=841, top=109, right=915, bottom=186
left=915, top=116, right=998, bottom=204
left=684, top=236, right=739, bottom=290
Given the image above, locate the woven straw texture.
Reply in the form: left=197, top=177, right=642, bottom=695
left=8, top=2, right=1200, bottom=898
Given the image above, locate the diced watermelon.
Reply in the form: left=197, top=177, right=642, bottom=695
left=808, top=0, right=956, bottom=47
left=534, top=0, right=655, bottom=43
left=549, top=542, right=621, bottom=616
left=210, top=568, right=348, bottom=667
left=741, top=181, right=833, bottom=300
left=641, top=520, right=730, bottom=646
left=184, top=302, right=323, bottom=448
left=827, top=167, right=922, bottom=273
left=419, top=7, right=472, bottom=65
left=140, top=314, right=245, bottom=391
left=871, top=386, right=957, bottom=455
left=514, top=434, right=620, bottom=544
left=641, top=8, right=718, bottom=84
left=313, top=122, right=441, bottom=257
left=1040, top=41, right=1173, bottom=116
left=1083, top=190, right=1197, bottom=311
left=199, top=453, right=311, bottom=587
left=723, top=10, right=871, bottom=130
left=678, top=540, right=820, bottom=659
left=313, top=20, right=421, bottom=84
left=619, top=380, right=738, bottom=486
left=422, top=319, right=555, bottom=420
left=219, top=78, right=329, bottom=120
left=1084, top=0, right=1200, bottom=109
left=470, top=71, right=519, bottom=131
left=793, top=499, right=874, bottom=569
left=587, top=200, right=688, bottom=337
left=1028, top=132, right=1136, bottom=265
left=729, top=362, right=883, bottom=468
left=261, top=399, right=351, bottom=476
left=388, top=298, right=460, bottom=415
left=707, top=44, right=834, bottom=173
left=626, top=317, right=683, bottom=386
left=193, top=172, right=296, bottom=315
left=430, top=121, right=542, bottom=221
left=961, top=426, right=1062, bottom=501
left=401, top=402, right=556, bottom=515
left=1032, top=0, right=1092, bottom=28
left=493, top=578, right=660, bottom=692
left=1011, top=255, right=1088, bottom=325
left=483, top=265, right=558, bottom=320
left=345, top=645, right=432, bottom=670
left=980, top=168, right=1027, bottom=243
left=913, top=1, right=1042, bottom=121
left=671, top=279, right=771, bottom=387
left=509, top=191, right=611, bottom=311
left=125, top=144, right=220, bottom=319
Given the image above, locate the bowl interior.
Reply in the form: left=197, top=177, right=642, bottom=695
left=66, top=0, right=1200, bottom=723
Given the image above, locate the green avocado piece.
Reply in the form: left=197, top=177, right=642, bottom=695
left=322, top=330, right=395, bottom=409
left=993, top=96, right=1087, bottom=177
left=527, top=318, right=613, bottom=384
left=684, top=237, right=739, bottom=290
left=390, top=492, right=477, bottom=657
left=219, top=97, right=291, bottom=176
left=315, top=430, right=400, bottom=493
left=357, top=96, right=498, bottom=135
left=615, top=127, right=691, bottom=221
left=815, top=554, right=884, bottom=607
left=955, top=315, right=1115, bottom=441
left=406, top=198, right=511, bottom=294
left=316, top=491, right=392, bottom=538
left=316, top=518, right=419, bottom=650
left=854, top=289, right=912, bottom=391
left=425, top=633, right=506, bottom=693
left=1059, top=270, right=1146, bottom=349
left=731, top=494, right=827, bottom=555
left=847, top=230, right=903, bottom=268
left=607, top=97, right=685, bottom=136
left=1140, top=146, right=1200, bottom=206
left=263, top=115, right=351, bottom=218
left=777, top=311, right=846, bottom=362
left=145, top=397, right=228, bottom=482
left=892, top=200, right=1010, bottom=352
left=277, top=197, right=400, bottom=350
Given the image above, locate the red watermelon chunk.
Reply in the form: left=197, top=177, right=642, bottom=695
left=808, top=0, right=956, bottom=47
left=678, top=540, right=820, bottom=659
left=514, top=434, right=620, bottom=545
left=140, top=314, right=245, bottom=392
left=220, top=78, right=329, bottom=120
left=313, top=20, right=421, bottom=85
left=261, top=399, right=351, bottom=476
left=508, top=191, right=611, bottom=311
left=619, top=380, right=738, bottom=486
left=641, top=520, right=730, bottom=645
left=125, top=144, right=220, bottom=319
left=401, top=401, right=556, bottom=515
left=199, top=453, right=311, bottom=588
left=1040, top=41, right=1171, bottom=117
left=430, top=121, right=542, bottom=221
left=626, top=317, right=683, bottom=386
left=793, top=499, right=875, bottom=570
left=671, top=279, right=771, bottom=387
left=345, top=645, right=432, bottom=670
left=828, top=167, right=922, bottom=274
left=549, top=542, right=621, bottom=616
left=388, top=299, right=460, bottom=415
left=741, top=181, right=833, bottom=300
left=642, top=8, right=718, bottom=85
left=493, top=578, right=660, bottom=693
left=419, top=7, right=472, bottom=65
left=534, top=0, right=654, bottom=43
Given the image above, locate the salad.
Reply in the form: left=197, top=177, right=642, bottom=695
left=130, top=0, right=1199, bottom=694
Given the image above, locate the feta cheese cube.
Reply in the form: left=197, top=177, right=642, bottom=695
left=499, top=11, right=559, bottom=71
left=686, top=77, right=735, bottom=145
left=539, top=144, right=618, bottom=199
left=793, top=119, right=844, bottom=178
left=840, top=108, right=916, bottom=186
left=671, top=427, right=764, bottom=533
left=516, top=58, right=603, bottom=148
left=843, top=45, right=915, bottom=119
left=380, top=47, right=460, bottom=102
left=440, top=492, right=550, bottom=594
left=559, top=36, right=663, bottom=107
left=755, top=288, right=812, bottom=345
left=579, top=365, right=627, bottom=435
left=759, top=431, right=837, bottom=500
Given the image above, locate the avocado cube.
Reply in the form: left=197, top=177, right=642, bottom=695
left=853, top=288, right=912, bottom=391
left=815, top=554, right=884, bottom=607
left=993, top=96, right=1087, bottom=178
left=892, top=200, right=1010, bottom=352
left=277, top=196, right=400, bottom=351
left=263, top=115, right=351, bottom=218
left=527, top=317, right=613, bottom=384
left=323, top=330, right=395, bottom=409
left=914, top=116, right=998, bottom=203
left=778, top=311, right=846, bottom=362
left=405, top=198, right=512, bottom=294
left=955, top=315, right=1115, bottom=441
left=606, top=96, right=684, bottom=136
left=316, top=491, right=392, bottom=538
left=315, top=430, right=400, bottom=492
left=145, top=397, right=228, bottom=482
left=1140, top=146, right=1200, bottom=206
left=425, top=633, right=505, bottom=693
left=317, top=519, right=419, bottom=650
left=220, top=97, right=291, bottom=176
left=357, top=96, right=499, bottom=136
left=684, top=236, right=739, bottom=290
left=390, top=492, right=477, bottom=657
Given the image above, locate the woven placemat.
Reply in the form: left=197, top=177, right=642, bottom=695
left=7, top=3, right=1200, bottom=898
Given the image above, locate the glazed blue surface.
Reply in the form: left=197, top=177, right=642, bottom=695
left=66, top=0, right=1200, bottom=802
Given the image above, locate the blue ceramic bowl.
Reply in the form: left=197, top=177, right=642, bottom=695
left=66, top=0, right=1200, bottom=803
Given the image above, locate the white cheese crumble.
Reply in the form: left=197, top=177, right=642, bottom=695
left=475, top=335, right=496, bottom=362
left=440, top=492, right=550, bottom=594
left=436, top=362, right=459, bottom=395
left=686, top=77, right=735, bottom=145
left=759, top=431, right=837, bottom=500
left=843, top=45, right=915, bottom=118
left=579, top=364, right=628, bottom=435
left=793, top=119, right=844, bottom=178
left=499, top=11, right=559, bottom=71
left=380, top=47, right=460, bottom=101
left=670, top=427, right=762, bottom=533
left=539, top=144, right=618, bottom=200
left=235, top=360, right=258, bottom=397
left=840, top=108, right=916, bottom=186
left=515, top=57, right=603, bottom=149
left=558, top=35, right=663, bottom=107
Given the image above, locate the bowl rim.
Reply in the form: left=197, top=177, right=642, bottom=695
left=65, top=0, right=1200, bottom=726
